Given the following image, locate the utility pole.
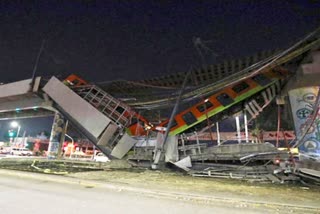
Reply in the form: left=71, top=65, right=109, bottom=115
left=152, top=71, right=191, bottom=169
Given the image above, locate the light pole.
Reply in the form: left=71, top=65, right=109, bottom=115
left=11, top=121, right=21, bottom=146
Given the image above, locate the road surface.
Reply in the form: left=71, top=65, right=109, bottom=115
left=0, top=173, right=279, bottom=214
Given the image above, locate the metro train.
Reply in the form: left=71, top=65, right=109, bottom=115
left=158, top=68, right=289, bottom=136
left=63, top=74, right=151, bottom=137
left=63, top=74, right=87, bottom=87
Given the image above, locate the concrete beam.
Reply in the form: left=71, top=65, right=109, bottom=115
left=0, top=109, right=54, bottom=120
left=0, top=95, right=48, bottom=113
left=0, top=77, right=41, bottom=98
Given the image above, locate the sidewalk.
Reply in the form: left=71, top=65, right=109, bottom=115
left=0, top=169, right=319, bottom=213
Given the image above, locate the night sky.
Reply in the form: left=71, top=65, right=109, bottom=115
left=0, top=1, right=319, bottom=139
left=0, top=1, right=319, bottom=84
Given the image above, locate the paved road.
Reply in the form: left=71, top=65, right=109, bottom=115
left=0, top=174, right=272, bottom=214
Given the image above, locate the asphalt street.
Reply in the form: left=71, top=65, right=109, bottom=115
left=0, top=173, right=274, bottom=214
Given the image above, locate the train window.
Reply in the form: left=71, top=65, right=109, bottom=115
left=232, top=82, right=249, bottom=93
left=216, top=93, right=234, bottom=106
left=116, top=106, right=125, bottom=114
left=182, top=112, right=197, bottom=126
left=196, top=101, right=214, bottom=113
left=130, top=118, right=145, bottom=127
left=72, top=79, right=80, bottom=86
left=162, top=120, right=178, bottom=129
left=252, top=74, right=270, bottom=86
left=272, top=69, right=285, bottom=77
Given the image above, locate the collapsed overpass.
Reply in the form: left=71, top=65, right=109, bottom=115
left=0, top=76, right=139, bottom=159
left=0, top=28, right=319, bottom=165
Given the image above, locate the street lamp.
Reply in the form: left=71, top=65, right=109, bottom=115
left=11, top=121, right=21, bottom=145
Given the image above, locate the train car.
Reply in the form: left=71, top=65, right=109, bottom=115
left=63, top=74, right=88, bottom=87
left=158, top=69, right=289, bottom=136
left=127, top=113, right=152, bottom=136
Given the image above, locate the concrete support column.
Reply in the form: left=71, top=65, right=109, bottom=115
left=216, top=122, right=220, bottom=145
left=194, top=132, right=201, bottom=154
left=57, top=120, right=68, bottom=159
left=181, top=135, right=186, bottom=156
left=244, top=112, right=249, bottom=143
left=47, top=112, right=67, bottom=159
left=289, top=87, right=320, bottom=156
left=236, top=116, right=241, bottom=143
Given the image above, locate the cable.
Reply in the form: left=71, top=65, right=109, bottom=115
left=130, top=29, right=320, bottom=110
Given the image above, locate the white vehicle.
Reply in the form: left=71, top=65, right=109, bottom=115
left=11, top=148, right=33, bottom=156
left=93, top=153, right=110, bottom=162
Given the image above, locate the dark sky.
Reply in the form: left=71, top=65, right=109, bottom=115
left=0, top=1, right=319, bottom=84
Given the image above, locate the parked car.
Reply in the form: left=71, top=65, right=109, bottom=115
left=11, top=148, right=33, bottom=156
left=0, top=147, right=10, bottom=154
left=93, top=153, right=110, bottom=162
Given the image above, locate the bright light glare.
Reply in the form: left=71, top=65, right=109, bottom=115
left=11, top=121, right=19, bottom=128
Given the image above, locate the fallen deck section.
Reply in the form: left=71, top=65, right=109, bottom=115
left=43, top=76, right=138, bottom=158
left=178, top=142, right=289, bottom=162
